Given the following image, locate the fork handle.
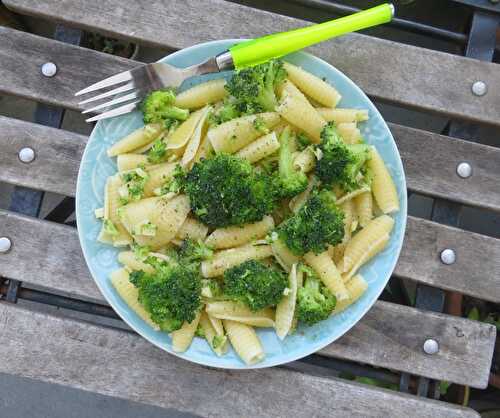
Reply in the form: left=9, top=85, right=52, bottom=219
left=220, top=3, right=393, bottom=70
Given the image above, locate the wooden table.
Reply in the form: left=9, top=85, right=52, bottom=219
left=0, top=1, right=498, bottom=416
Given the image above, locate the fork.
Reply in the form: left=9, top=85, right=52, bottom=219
left=76, top=3, right=394, bottom=122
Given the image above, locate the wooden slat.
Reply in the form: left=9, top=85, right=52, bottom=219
left=5, top=0, right=500, bottom=126
left=0, top=304, right=481, bottom=418
left=0, top=115, right=86, bottom=197
left=2, top=116, right=500, bottom=213
left=0, top=26, right=134, bottom=111
left=390, top=123, right=500, bottom=213
left=0, top=210, right=496, bottom=387
left=319, top=301, right=496, bottom=388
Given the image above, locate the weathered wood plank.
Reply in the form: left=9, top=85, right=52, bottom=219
left=0, top=303, right=481, bottom=417
left=5, top=0, right=500, bottom=126
left=391, top=123, right=500, bottom=213
left=319, top=301, right=496, bottom=389
left=2, top=115, right=500, bottom=213
left=0, top=210, right=496, bottom=386
left=0, top=116, right=86, bottom=197
left=0, top=26, right=134, bottom=111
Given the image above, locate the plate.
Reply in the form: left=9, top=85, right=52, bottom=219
left=76, top=39, right=407, bottom=369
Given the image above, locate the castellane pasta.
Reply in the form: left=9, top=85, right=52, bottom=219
left=101, top=59, right=400, bottom=365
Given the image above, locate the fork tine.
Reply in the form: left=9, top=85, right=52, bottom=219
left=82, top=91, right=143, bottom=114
left=75, top=70, right=133, bottom=96
left=85, top=101, right=141, bottom=123
left=78, top=82, right=136, bottom=105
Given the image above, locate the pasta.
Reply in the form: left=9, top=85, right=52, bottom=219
left=176, top=217, right=209, bottom=241
left=199, top=311, right=228, bottom=356
left=181, top=106, right=211, bottom=168
left=343, top=215, right=394, bottom=276
left=99, top=60, right=400, bottom=365
left=205, top=215, right=274, bottom=249
left=110, top=269, right=159, bottom=330
left=293, top=148, right=315, bottom=173
left=172, top=311, right=201, bottom=353
left=116, top=154, right=149, bottom=172
left=201, top=243, right=273, bottom=278
left=333, top=274, right=368, bottom=313
left=367, top=147, right=400, bottom=214
left=206, top=301, right=275, bottom=327
left=175, top=79, right=227, bottom=109
left=277, top=92, right=326, bottom=143
left=107, top=123, right=163, bottom=157
left=354, top=191, right=373, bottom=228
left=283, top=62, right=342, bottom=107
left=235, top=132, right=280, bottom=163
left=271, top=239, right=300, bottom=273
left=337, top=122, right=362, bottom=145
left=207, top=112, right=281, bottom=153
left=119, top=194, right=190, bottom=249
left=105, top=175, right=132, bottom=246
left=275, top=263, right=299, bottom=339
left=304, top=251, right=349, bottom=301
left=317, top=108, right=369, bottom=124
left=223, top=319, right=265, bottom=365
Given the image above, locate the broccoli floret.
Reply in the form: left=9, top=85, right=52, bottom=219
left=141, top=90, right=190, bottom=127
left=120, top=166, right=149, bottom=203
left=277, top=126, right=308, bottom=198
left=223, top=260, right=288, bottom=311
left=147, top=139, right=168, bottom=164
left=181, top=154, right=278, bottom=228
left=208, top=101, right=242, bottom=126
left=195, top=324, right=205, bottom=338
left=315, top=122, right=370, bottom=191
left=129, top=258, right=201, bottom=332
left=296, top=132, right=312, bottom=151
left=277, top=189, right=344, bottom=256
left=297, top=275, right=336, bottom=325
left=212, top=335, right=226, bottom=349
left=225, top=60, right=286, bottom=114
left=179, top=239, right=213, bottom=263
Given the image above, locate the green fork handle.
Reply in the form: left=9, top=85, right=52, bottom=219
left=225, top=3, right=394, bottom=69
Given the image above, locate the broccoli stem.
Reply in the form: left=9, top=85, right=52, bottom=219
left=164, top=106, right=190, bottom=121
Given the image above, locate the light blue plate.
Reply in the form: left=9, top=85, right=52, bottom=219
left=76, top=39, right=407, bottom=369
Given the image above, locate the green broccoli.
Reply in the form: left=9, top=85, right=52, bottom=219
left=296, top=132, right=312, bottom=151
left=277, top=189, right=344, bottom=256
left=315, top=122, right=370, bottom=191
left=201, top=279, right=223, bottom=299
left=297, top=275, right=337, bottom=325
left=223, top=260, right=288, bottom=311
left=129, top=257, right=201, bottom=332
left=141, top=90, right=190, bottom=128
left=120, top=166, right=149, bottom=203
left=212, top=335, right=226, bottom=349
left=277, top=126, right=308, bottom=198
left=147, top=139, right=168, bottom=164
left=179, top=239, right=214, bottom=263
left=225, top=60, right=286, bottom=114
left=208, top=101, right=242, bottom=126
left=195, top=324, right=205, bottom=338
left=180, top=153, right=278, bottom=228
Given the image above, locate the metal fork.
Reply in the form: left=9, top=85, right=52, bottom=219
left=76, top=4, right=394, bottom=122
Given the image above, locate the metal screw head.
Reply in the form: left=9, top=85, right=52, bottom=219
left=18, top=147, right=35, bottom=163
left=423, top=338, right=439, bottom=355
left=0, top=237, right=12, bottom=253
left=456, top=162, right=472, bottom=179
left=41, top=62, right=57, bottom=77
left=440, top=248, right=456, bottom=265
left=471, top=81, right=487, bottom=97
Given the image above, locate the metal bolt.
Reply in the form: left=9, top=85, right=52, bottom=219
left=423, top=338, right=439, bottom=355
left=18, top=147, right=35, bottom=163
left=471, top=81, right=487, bottom=97
left=0, top=237, right=12, bottom=253
left=440, top=249, right=456, bottom=265
left=41, top=62, right=57, bottom=77
left=456, top=162, right=472, bottom=179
